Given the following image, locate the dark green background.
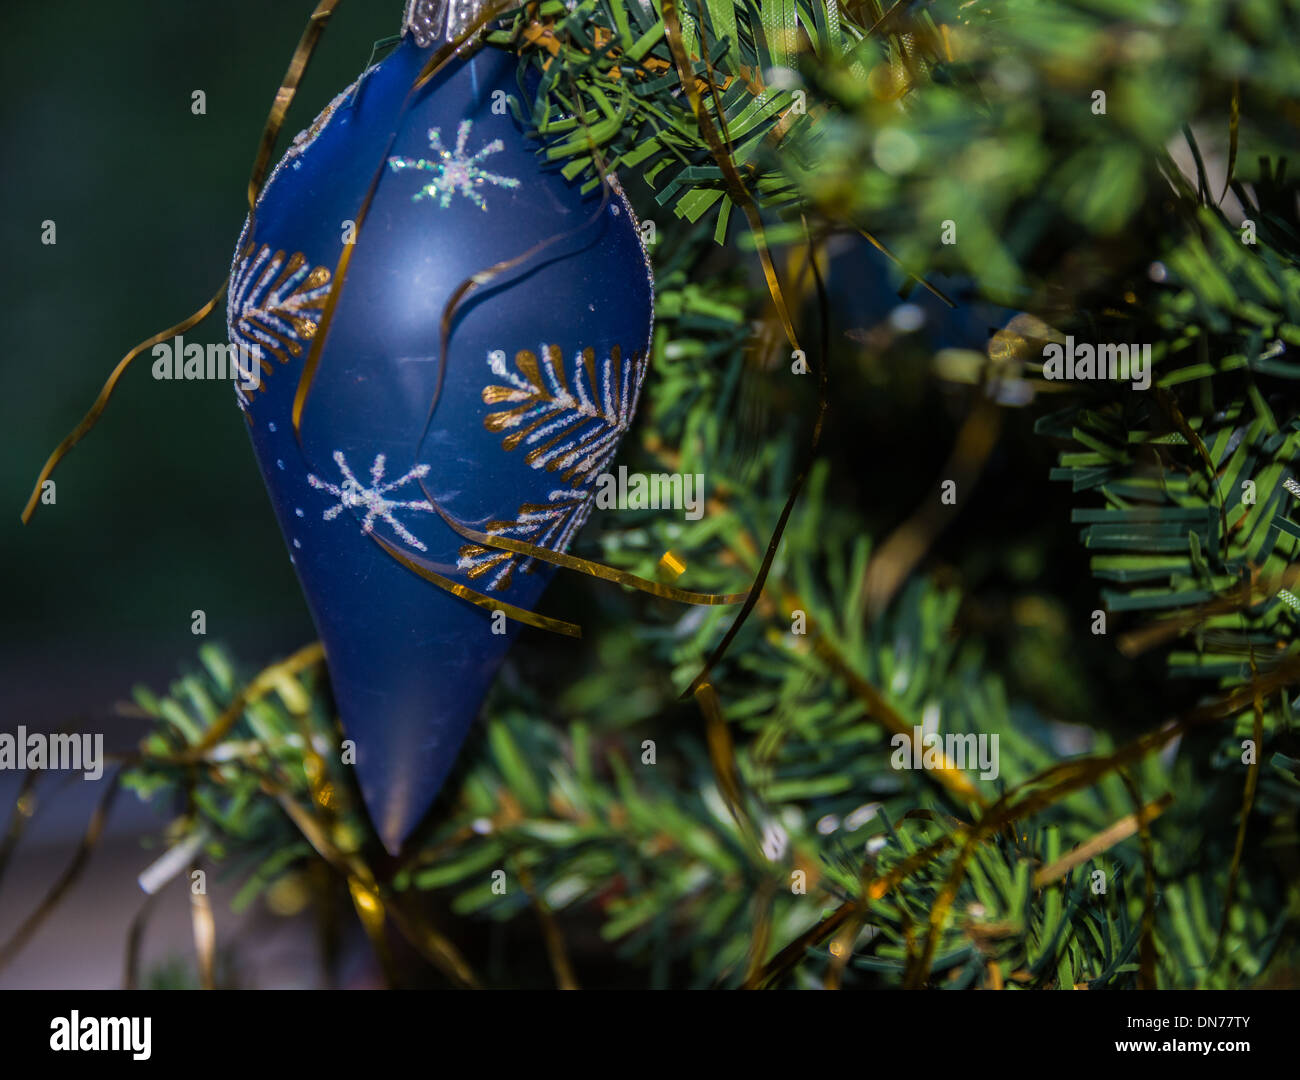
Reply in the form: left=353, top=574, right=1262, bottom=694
left=1, top=1, right=413, bottom=722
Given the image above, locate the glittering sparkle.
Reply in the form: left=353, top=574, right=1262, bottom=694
left=457, top=342, right=647, bottom=589
left=387, top=120, right=520, bottom=211
left=308, top=451, right=435, bottom=551
left=227, top=244, right=331, bottom=409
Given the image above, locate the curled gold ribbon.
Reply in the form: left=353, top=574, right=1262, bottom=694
left=751, top=672, right=1257, bottom=988
left=248, top=0, right=346, bottom=212
left=291, top=1, right=597, bottom=635
left=407, top=66, right=701, bottom=617
left=658, top=6, right=831, bottom=694
left=293, top=1, right=616, bottom=443
left=406, top=69, right=750, bottom=622
left=292, top=1, right=516, bottom=439
left=161, top=641, right=327, bottom=765
left=426, top=502, right=749, bottom=607
left=20, top=288, right=227, bottom=524
left=682, top=222, right=830, bottom=697
left=661, top=0, right=799, bottom=349
left=0, top=771, right=123, bottom=971
left=21, top=0, right=347, bottom=525
left=295, top=11, right=750, bottom=632
left=369, top=530, right=583, bottom=638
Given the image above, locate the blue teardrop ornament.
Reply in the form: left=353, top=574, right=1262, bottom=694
left=227, top=32, right=653, bottom=853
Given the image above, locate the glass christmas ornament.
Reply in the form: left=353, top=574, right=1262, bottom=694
left=229, top=0, right=653, bottom=852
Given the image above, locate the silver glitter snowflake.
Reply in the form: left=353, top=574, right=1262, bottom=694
left=308, top=451, right=435, bottom=551
left=387, top=120, right=520, bottom=211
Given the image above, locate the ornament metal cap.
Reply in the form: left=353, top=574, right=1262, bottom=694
left=403, top=0, right=491, bottom=46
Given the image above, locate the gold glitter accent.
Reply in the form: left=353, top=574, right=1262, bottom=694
left=230, top=243, right=332, bottom=397
left=460, top=342, right=648, bottom=589
left=458, top=503, right=574, bottom=588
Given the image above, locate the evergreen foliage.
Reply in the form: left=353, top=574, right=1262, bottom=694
left=17, top=0, right=1300, bottom=987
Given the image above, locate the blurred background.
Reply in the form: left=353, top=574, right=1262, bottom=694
left=0, top=0, right=413, bottom=989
